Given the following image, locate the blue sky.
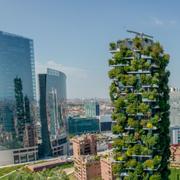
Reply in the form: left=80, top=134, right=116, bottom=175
left=0, top=0, right=179, bottom=98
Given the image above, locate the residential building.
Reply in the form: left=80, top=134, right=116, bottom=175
left=100, top=155, right=114, bottom=180
left=108, top=31, right=170, bottom=179
left=0, top=31, right=37, bottom=165
left=84, top=100, right=100, bottom=117
left=39, top=68, right=68, bottom=158
left=71, top=134, right=100, bottom=180
left=68, top=116, right=100, bottom=135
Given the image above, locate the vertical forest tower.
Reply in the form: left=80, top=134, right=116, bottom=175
left=108, top=31, right=170, bottom=180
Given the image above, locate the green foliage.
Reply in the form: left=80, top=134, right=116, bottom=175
left=7, top=166, right=71, bottom=180
left=144, top=159, right=154, bottom=169
left=112, top=124, right=123, bottom=134
left=133, top=37, right=142, bottom=49
left=149, top=174, right=161, bottom=180
left=127, top=118, right=138, bottom=128
left=126, top=103, right=137, bottom=114
left=127, top=159, right=137, bottom=168
left=109, top=42, right=116, bottom=50
left=108, top=35, right=170, bottom=179
left=138, top=103, right=149, bottom=114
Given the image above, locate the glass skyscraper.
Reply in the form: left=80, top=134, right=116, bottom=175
left=39, top=68, right=67, bottom=157
left=0, top=31, right=38, bottom=165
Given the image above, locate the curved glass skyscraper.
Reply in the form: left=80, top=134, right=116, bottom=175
left=39, top=68, right=68, bottom=157
left=0, top=31, right=38, bottom=165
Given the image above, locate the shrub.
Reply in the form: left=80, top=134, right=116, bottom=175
left=109, top=42, right=116, bottom=50
left=144, top=159, right=154, bottom=169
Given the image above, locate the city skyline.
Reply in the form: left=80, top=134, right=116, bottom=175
left=0, top=1, right=179, bottom=98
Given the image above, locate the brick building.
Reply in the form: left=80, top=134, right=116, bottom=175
left=72, top=134, right=114, bottom=180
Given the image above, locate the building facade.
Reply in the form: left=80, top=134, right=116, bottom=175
left=84, top=100, right=100, bottom=117
left=170, top=89, right=180, bottom=126
left=109, top=32, right=170, bottom=179
left=100, top=115, right=112, bottom=132
left=68, top=116, right=100, bottom=135
left=39, top=68, right=68, bottom=158
left=100, top=156, right=114, bottom=180
left=0, top=31, right=37, bottom=165
left=71, top=134, right=100, bottom=180
left=170, top=126, right=180, bottom=145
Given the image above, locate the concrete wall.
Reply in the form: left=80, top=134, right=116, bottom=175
left=0, top=149, right=14, bottom=166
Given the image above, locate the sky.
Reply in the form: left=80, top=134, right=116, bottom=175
left=0, top=0, right=179, bottom=99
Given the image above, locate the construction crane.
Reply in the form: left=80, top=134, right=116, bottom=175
left=127, top=30, right=153, bottom=39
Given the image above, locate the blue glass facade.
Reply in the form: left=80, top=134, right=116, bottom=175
left=68, top=117, right=100, bottom=135
left=0, top=31, right=36, bottom=150
left=39, top=68, right=67, bottom=157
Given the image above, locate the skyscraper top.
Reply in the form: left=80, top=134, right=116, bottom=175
left=47, top=68, right=66, bottom=78
left=0, top=30, right=32, bottom=41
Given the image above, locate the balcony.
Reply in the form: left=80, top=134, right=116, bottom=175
left=142, top=98, right=156, bottom=103
left=131, top=154, right=152, bottom=158
left=110, top=64, right=129, bottom=67
left=125, top=127, right=135, bottom=131
left=141, top=55, right=153, bottom=59
left=109, top=48, right=120, bottom=53
left=143, top=127, right=157, bottom=131
left=151, top=63, right=159, bottom=69
left=127, top=70, right=151, bottom=74
left=120, top=172, right=128, bottom=177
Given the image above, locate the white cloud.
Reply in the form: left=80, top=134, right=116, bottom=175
left=151, top=17, right=177, bottom=26
left=36, top=60, right=88, bottom=79
left=152, top=17, right=164, bottom=25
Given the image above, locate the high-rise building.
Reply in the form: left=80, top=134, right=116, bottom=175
left=39, top=68, right=68, bottom=158
left=0, top=31, right=38, bottom=165
left=84, top=100, right=100, bottom=117
left=108, top=31, right=170, bottom=179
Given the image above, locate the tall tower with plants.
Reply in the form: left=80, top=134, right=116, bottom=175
left=108, top=31, right=170, bottom=180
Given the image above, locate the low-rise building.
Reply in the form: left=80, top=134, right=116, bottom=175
left=68, top=117, right=100, bottom=135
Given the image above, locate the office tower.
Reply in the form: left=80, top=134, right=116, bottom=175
left=39, top=68, right=68, bottom=157
left=0, top=31, right=37, bottom=165
left=108, top=31, right=170, bottom=179
left=84, top=100, right=100, bottom=117
left=68, top=116, right=100, bottom=135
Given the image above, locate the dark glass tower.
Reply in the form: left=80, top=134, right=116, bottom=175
left=109, top=31, right=170, bottom=179
left=39, top=68, right=67, bottom=157
left=0, top=31, right=36, bottom=151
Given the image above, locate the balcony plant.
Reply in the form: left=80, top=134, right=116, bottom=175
left=109, top=42, right=116, bottom=50
left=126, top=103, right=137, bottom=115
left=127, top=159, right=137, bottom=168
left=138, top=103, right=149, bottom=114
